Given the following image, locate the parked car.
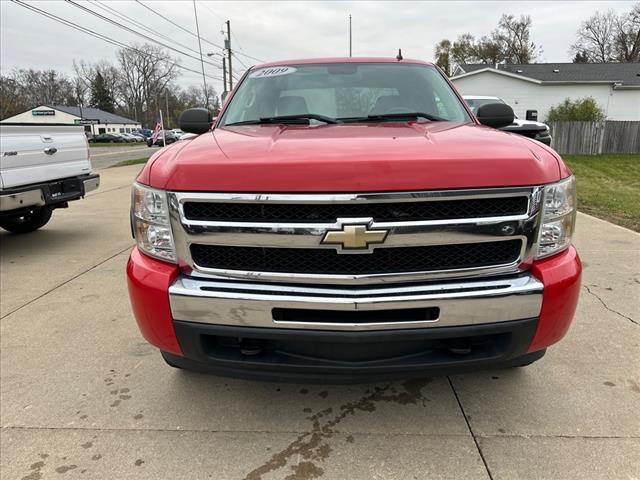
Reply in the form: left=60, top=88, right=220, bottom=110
left=170, top=129, right=184, bottom=139
left=127, top=58, right=580, bottom=382
left=0, top=125, right=99, bottom=233
left=146, top=130, right=177, bottom=147
left=137, top=128, right=153, bottom=138
left=117, top=133, right=135, bottom=142
left=92, top=133, right=125, bottom=143
left=463, top=95, right=552, bottom=145
left=131, top=133, right=147, bottom=141
left=121, top=133, right=143, bottom=142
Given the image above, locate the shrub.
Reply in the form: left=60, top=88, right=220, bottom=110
left=546, top=97, right=606, bottom=122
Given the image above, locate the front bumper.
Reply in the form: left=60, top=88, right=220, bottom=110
left=535, top=134, right=552, bottom=146
left=0, top=174, right=100, bottom=212
left=127, top=246, right=581, bottom=380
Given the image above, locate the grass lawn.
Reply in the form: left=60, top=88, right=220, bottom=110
left=110, top=158, right=149, bottom=168
left=563, top=154, right=640, bottom=232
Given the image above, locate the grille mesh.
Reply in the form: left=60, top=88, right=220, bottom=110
left=183, top=196, right=528, bottom=223
left=190, top=240, right=522, bottom=275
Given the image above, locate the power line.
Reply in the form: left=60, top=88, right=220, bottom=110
left=198, top=1, right=226, bottom=23
left=192, top=0, right=209, bottom=107
left=89, top=0, right=222, bottom=68
left=197, top=1, right=266, bottom=64
left=232, top=52, right=248, bottom=70
left=64, top=0, right=223, bottom=70
left=9, top=0, right=223, bottom=81
left=135, top=0, right=225, bottom=51
left=231, top=49, right=265, bottom=64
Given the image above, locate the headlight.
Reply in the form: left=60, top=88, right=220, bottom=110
left=535, top=176, right=576, bottom=259
left=131, top=183, right=176, bottom=262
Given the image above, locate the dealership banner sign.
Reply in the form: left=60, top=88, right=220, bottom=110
left=31, top=109, right=55, bottom=116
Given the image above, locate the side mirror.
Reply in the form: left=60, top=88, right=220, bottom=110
left=179, top=108, right=213, bottom=134
left=476, top=103, right=514, bottom=129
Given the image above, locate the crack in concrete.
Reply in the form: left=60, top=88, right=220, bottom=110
left=0, top=245, right=133, bottom=320
left=583, top=285, right=638, bottom=326
left=448, top=376, right=494, bottom=480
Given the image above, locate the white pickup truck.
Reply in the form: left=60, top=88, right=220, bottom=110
left=0, top=125, right=99, bottom=233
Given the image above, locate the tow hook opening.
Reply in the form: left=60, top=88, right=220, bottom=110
left=239, top=338, right=264, bottom=356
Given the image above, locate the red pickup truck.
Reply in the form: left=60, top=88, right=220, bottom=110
left=127, top=58, right=581, bottom=382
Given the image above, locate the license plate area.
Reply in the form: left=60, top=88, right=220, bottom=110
left=272, top=307, right=440, bottom=325
left=45, top=178, right=82, bottom=202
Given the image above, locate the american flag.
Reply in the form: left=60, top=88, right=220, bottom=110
left=151, top=121, right=162, bottom=142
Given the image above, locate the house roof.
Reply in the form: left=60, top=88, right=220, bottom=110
left=454, top=63, right=640, bottom=86
left=49, top=105, right=140, bottom=124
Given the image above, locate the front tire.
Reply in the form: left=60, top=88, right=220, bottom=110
left=0, top=207, right=52, bottom=233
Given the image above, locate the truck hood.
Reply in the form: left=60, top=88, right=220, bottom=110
left=147, top=122, right=563, bottom=192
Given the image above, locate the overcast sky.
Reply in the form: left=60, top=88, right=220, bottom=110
left=1, top=0, right=635, bottom=95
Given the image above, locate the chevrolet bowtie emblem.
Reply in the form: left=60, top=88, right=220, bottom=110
left=322, top=223, right=389, bottom=252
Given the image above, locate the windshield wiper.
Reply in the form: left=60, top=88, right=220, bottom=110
left=341, top=112, right=446, bottom=123
left=226, top=114, right=339, bottom=126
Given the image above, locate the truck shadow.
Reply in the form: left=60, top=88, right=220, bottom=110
left=0, top=228, right=82, bottom=256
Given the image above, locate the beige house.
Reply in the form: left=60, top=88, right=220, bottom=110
left=1, top=105, right=141, bottom=135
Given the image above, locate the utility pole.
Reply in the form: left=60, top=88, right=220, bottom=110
left=193, top=0, right=209, bottom=109
left=165, top=89, right=170, bottom=128
left=222, top=57, right=227, bottom=95
left=349, top=14, right=352, bottom=57
left=226, top=20, right=233, bottom=90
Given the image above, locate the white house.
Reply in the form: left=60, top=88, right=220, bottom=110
left=1, top=105, right=141, bottom=135
left=451, top=63, right=640, bottom=122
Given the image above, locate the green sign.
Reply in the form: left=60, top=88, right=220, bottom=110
left=32, top=109, right=55, bottom=116
left=74, top=119, right=99, bottom=125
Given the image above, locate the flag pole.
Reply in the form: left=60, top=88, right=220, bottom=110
left=160, top=110, right=166, bottom=147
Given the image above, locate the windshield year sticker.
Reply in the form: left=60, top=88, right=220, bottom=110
left=250, top=66, right=297, bottom=78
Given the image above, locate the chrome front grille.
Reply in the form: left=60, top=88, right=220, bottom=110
left=182, top=196, right=529, bottom=223
left=168, top=187, right=542, bottom=285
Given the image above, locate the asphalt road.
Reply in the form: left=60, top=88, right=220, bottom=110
left=1, top=165, right=639, bottom=480
left=90, top=145, right=158, bottom=170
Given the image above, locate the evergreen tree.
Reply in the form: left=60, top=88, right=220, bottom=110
left=90, top=72, right=115, bottom=112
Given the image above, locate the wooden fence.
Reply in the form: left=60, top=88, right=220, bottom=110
left=548, top=121, right=640, bottom=155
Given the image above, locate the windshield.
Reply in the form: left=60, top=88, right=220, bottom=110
left=220, top=63, right=472, bottom=125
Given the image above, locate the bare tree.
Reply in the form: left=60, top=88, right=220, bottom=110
left=0, top=75, right=23, bottom=119
left=434, top=39, right=452, bottom=75
left=497, top=14, right=539, bottom=63
left=614, top=3, right=640, bottom=62
left=444, top=14, right=539, bottom=68
left=117, top=43, right=179, bottom=126
left=571, top=9, right=618, bottom=62
left=451, top=33, right=476, bottom=66
left=73, top=60, right=122, bottom=107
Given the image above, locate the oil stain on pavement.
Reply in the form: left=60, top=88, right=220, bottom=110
left=242, top=378, right=432, bottom=480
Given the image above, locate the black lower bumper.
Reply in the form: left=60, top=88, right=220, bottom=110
left=166, top=318, right=544, bottom=383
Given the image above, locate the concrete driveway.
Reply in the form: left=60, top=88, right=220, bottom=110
left=1, top=165, right=638, bottom=480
